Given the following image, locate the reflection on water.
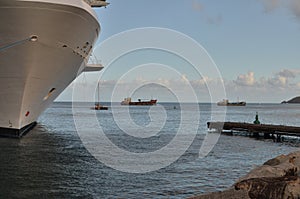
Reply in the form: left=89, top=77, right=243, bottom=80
left=0, top=103, right=299, bottom=198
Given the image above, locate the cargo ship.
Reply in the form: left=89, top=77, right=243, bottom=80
left=217, top=99, right=246, bottom=106
left=121, top=98, right=157, bottom=106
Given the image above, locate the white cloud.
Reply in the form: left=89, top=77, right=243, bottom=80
left=233, top=69, right=299, bottom=88
left=289, top=0, right=300, bottom=19
left=192, top=0, right=222, bottom=25
left=267, top=75, right=288, bottom=87
left=181, top=74, right=189, bottom=84
left=259, top=0, right=300, bottom=20
left=235, top=72, right=256, bottom=86
left=192, top=0, right=203, bottom=12
left=260, top=0, right=280, bottom=12
left=58, top=68, right=300, bottom=103
left=222, top=69, right=300, bottom=102
left=266, top=69, right=300, bottom=88
left=277, top=69, right=297, bottom=78
left=191, top=76, right=212, bottom=86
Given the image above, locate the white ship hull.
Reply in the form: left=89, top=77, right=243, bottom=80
left=0, top=0, right=101, bottom=137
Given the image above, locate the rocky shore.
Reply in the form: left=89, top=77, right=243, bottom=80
left=190, top=151, right=300, bottom=199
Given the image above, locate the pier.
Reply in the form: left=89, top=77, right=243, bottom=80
left=207, top=122, right=300, bottom=142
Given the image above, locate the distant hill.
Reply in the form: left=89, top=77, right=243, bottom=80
left=281, top=96, right=300, bottom=104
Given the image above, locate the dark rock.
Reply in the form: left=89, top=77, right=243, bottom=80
left=188, top=188, right=249, bottom=199
left=263, top=154, right=287, bottom=166
left=235, top=176, right=300, bottom=199
left=191, top=151, right=300, bottom=199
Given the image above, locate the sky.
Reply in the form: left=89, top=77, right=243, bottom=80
left=58, top=0, right=300, bottom=103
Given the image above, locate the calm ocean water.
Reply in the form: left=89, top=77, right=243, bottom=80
left=0, top=102, right=299, bottom=198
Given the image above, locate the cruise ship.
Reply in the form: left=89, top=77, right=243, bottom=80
left=0, top=0, right=108, bottom=137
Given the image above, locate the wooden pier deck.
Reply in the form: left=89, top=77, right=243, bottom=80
left=207, top=122, right=300, bottom=142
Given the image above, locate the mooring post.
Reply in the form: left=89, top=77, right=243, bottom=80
left=253, top=132, right=259, bottom=138
left=264, top=133, right=271, bottom=139
left=276, top=134, right=282, bottom=142
left=253, top=112, right=260, bottom=124
left=252, top=112, right=261, bottom=138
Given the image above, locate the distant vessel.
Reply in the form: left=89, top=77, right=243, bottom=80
left=121, top=98, right=157, bottom=106
left=94, top=104, right=108, bottom=110
left=0, top=0, right=109, bottom=137
left=217, top=99, right=246, bottom=106
left=92, top=83, right=108, bottom=110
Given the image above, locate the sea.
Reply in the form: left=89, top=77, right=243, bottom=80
left=0, top=102, right=299, bottom=198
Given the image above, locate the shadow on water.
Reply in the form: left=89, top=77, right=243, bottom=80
left=0, top=124, right=102, bottom=198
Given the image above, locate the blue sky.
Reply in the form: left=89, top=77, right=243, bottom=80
left=58, top=0, right=300, bottom=103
